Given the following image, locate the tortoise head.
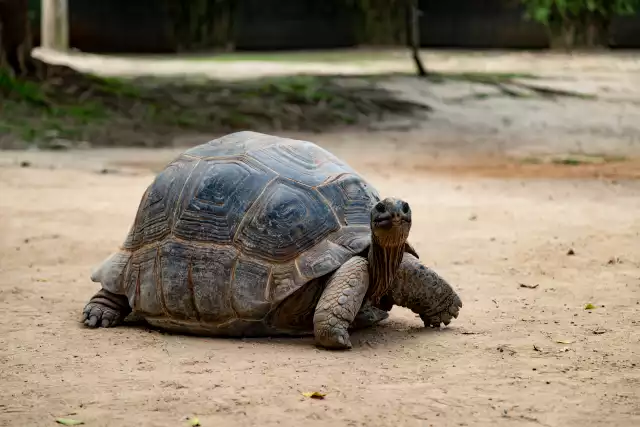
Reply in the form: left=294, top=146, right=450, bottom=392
left=370, top=197, right=412, bottom=247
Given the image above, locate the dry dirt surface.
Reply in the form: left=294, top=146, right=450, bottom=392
left=1, top=133, right=639, bottom=427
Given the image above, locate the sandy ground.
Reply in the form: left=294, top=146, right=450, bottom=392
left=1, top=50, right=640, bottom=426
left=1, top=134, right=639, bottom=427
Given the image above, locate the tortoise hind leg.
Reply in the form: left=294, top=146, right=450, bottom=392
left=350, top=302, right=389, bottom=330
left=82, top=289, right=132, bottom=328
left=313, top=256, right=369, bottom=350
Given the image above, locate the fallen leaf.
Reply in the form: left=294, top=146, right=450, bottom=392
left=555, top=340, right=573, bottom=344
left=584, top=303, right=596, bottom=310
left=302, top=391, right=326, bottom=399
left=519, top=283, right=539, bottom=289
left=55, top=419, right=84, bottom=426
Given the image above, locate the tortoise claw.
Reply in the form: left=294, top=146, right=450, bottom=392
left=420, top=294, right=463, bottom=328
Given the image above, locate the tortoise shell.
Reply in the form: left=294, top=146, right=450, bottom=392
left=92, top=131, right=385, bottom=326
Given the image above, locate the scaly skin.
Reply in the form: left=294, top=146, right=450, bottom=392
left=350, top=302, right=389, bottom=330
left=384, top=253, right=462, bottom=327
left=82, top=289, right=131, bottom=328
left=313, top=256, right=369, bottom=350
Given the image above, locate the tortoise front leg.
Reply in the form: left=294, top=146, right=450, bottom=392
left=82, top=288, right=132, bottom=328
left=384, top=253, right=462, bottom=328
left=313, top=256, right=369, bottom=350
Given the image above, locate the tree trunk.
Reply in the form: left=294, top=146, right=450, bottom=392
left=549, top=21, right=575, bottom=51
left=167, top=0, right=236, bottom=52
left=408, top=0, right=427, bottom=77
left=548, top=11, right=611, bottom=51
left=583, top=13, right=610, bottom=49
left=353, top=0, right=406, bottom=46
left=0, top=0, right=42, bottom=77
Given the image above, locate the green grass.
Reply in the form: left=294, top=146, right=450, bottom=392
left=0, top=71, right=429, bottom=148
left=550, top=154, right=628, bottom=165
left=1, top=68, right=116, bottom=145
left=1, top=99, right=109, bottom=144
left=517, top=154, right=629, bottom=166
left=0, top=69, right=49, bottom=106
left=552, top=157, right=584, bottom=166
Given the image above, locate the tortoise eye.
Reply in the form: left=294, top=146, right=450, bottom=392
left=402, top=202, right=410, bottom=213
left=375, top=202, right=386, bottom=213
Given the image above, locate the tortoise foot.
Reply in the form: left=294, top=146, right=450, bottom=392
left=420, top=294, right=462, bottom=328
left=82, top=289, right=131, bottom=328
left=315, top=328, right=353, bottom=350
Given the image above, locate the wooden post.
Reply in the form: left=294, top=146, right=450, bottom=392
left=41, top=0, right=68, bottom=51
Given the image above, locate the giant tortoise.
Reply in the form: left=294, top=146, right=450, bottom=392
left=83, top=131, right=462, bottom=349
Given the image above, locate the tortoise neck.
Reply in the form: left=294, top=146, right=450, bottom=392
left=367, top=233, right=405, bottom=303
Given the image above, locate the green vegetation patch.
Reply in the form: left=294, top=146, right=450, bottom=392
left=0, top=68, right=429, bottom=148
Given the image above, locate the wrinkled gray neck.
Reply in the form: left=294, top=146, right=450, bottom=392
left=367, top=234, right=405, bottom=303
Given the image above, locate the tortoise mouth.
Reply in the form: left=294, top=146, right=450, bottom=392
left=373, top=218, right=393, bottom=229
left=373, top=217, right=411, bottom=230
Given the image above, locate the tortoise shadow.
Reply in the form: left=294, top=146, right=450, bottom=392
left=108, top=315, right=452, bottom=351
